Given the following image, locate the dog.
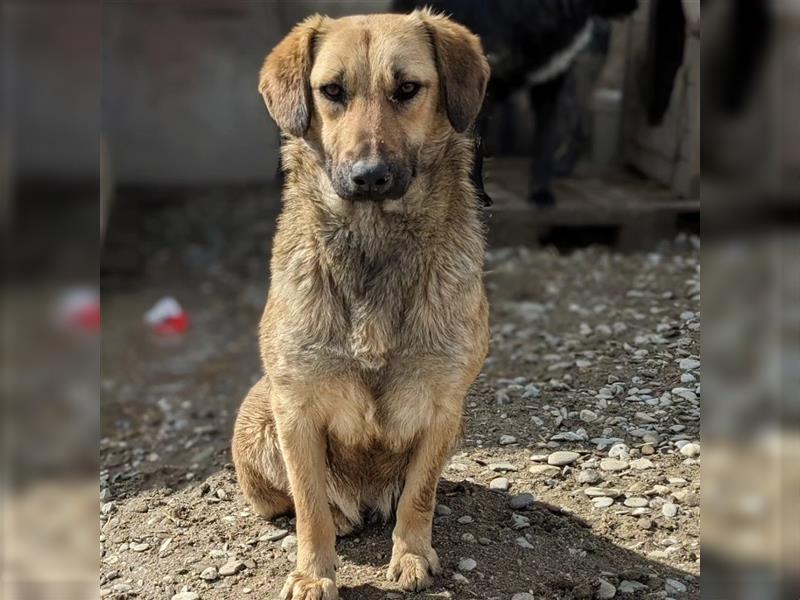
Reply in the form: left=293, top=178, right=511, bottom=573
left=394, top=0, right=639, bottom=207
left=232, top=10, right=490, bottom=599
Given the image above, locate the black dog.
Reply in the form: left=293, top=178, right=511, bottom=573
left=394, top=0, right=638, bottom=207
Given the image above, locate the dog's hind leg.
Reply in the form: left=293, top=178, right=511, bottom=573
left=232, top=376, right=293, bottom=519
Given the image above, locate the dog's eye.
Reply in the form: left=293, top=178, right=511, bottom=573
left=321, top=83, right=345, bottom=102
left=394, top=82, right=421, bottom=102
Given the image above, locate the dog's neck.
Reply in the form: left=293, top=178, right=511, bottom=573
left=271, top=133, right=484, bottom=369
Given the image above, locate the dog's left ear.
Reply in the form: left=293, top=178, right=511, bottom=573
left=417, top=9, right=490, bottom=133
left=258, top=14, right=325, bottom=137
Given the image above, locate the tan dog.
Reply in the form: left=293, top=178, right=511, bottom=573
left=232, top=10, right=490, bottom=599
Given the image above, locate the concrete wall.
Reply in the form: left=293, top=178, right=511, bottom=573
left=103, top=1, right=388, bottom=185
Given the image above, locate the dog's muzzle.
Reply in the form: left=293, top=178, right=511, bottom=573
left=331, top=159, right=411, bottom=202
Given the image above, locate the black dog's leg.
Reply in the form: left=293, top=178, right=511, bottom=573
left=528, top=74, right=567, bottom=208
left=472, top=110, right=492, bottom=207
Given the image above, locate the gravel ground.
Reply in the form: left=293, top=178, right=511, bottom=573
left=101, top=199, right=700, bottom=600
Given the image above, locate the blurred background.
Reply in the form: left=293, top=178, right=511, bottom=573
left=1, top=1, right=799, bottom=599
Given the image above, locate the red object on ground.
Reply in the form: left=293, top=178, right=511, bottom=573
left=144, top=297, right=190, bottom=334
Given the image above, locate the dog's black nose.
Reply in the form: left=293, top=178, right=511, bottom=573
left=350, top=160, right=393, bottom=198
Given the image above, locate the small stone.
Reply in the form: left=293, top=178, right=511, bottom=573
left=261, top=528, right=289, bottom=542
left=495, top=390, right=511, bottom=405
left=580, top=410, right=598, bottom=423
left=662, top=503, right=679, bottom=518
left=577, top=469, right=601, bottom=484
left=499, top=435, right=517, bottom=445
left=215, top=489, right=227, bottom=500
left=112, top=584, right=132, bottom=593
left=452, top=573, right=470, bottom=584
left=457, top=558, right=477, bottom=572
left=457, top=515, right=474, bottom=524
left=623, top=497, right=648, bottom=508
left=547, top=451, right=580, bottom=466
left=665, top=578, right=688, bottom=594
left=641, top=445, right=655, bottom=455
left=509, top=493, right=535, bottom=510
left=511, top=594, right=535, bottom=600
left=584, top=487, right=621, bottom=498
left=489, top=477, right=510, bottom=491
left=529, top=464, right=560, bottom=476
left=435, top=504, right=452, bottom=516
left=679, top=358, right=700, bottom=370
left=200, top=567, right=218, bottom=581
left=219, top=560, right=245, bottom=576
left=281, top=535, right=297, bottom=551
left=593, top=497, right=614, bottom=508
left=515, top=536, right=534, bottom=549
left=529, top=454, right=549, bottom=462
left=171, top=593, right=200, bottom=600
left=489, top=462, right=518, bottom=472
left=618, top=580, right=648, bottom=594
left=600, top=459, right=628, bottom=472
left=629, top=458, right=654, bottom=470
left=679, top=443, right=700, bottom=457
left=461, top=533, right=476, bottom=543
left=597, top=579, right=617, bottom=599
left=637, top=518, right=653, bottom=530
left=511, top=513, right=530, bottom=529
left=130, top=543, right=150, bottom=552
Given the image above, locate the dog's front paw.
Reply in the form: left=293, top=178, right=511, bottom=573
left=280, top=571, right=338, bottom=600
left=386, top=547, right=441, bottom=591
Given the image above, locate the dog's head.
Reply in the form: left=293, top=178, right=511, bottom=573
left=258, top=11, right=489, bottom=203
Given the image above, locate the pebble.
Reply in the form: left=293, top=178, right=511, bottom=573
left=577, top=469, right=601, bottom=484
left=629, top=458, right=654, bottom=470
left=499, top=435, right=517, bottom=445
left=665, top=578, right=688, bottom=594
left=584, top=487, right=621, bottom=498
left=597, top=578, right=617, bottom=599
left=215, top=489, right=227, bottom=500
left=489, top=462, right=518, bottom=472
left=171, top=593, right=199, bottom=600
left=130, top=543, right=150, bottom=552
left=547, top=451, right=580, bottom=466
left=608, top=443, right=630, bottom=459
left=452, top=573, right=470, bottom=584
left=261, top=528, right=289, bottom=542
left=593, top=497, right=614, bottom=508
left=662, top=503, right=679, bottom=518
left=457, top=558, right=477, bottom=572
left=435, top=504, right=452, bottom=516
left=218, top=560, right=245, bottom=576
left=457, top=515, right=474, bottom=524
left=511, top=594, right=535, bottom=600
left=679, top=358, right=700, bottom=370
left=529, top=464, right=560, bottom=476
left=489, top=477, right=510, bottom=491
left=624, top=497, right=648, bottom=508
left=509, top=493, right=535, bottom=510
left=281, top=535, right=298, bottom=551
left=600, top=459, right=628, bottom=472
left=461, top=533, right=476, bottom=543
left=637, top=518, right=653, bottom=530
left=515, top=536, right=534, bottom=549
left=511, top=513, right=530, bottom=529
left=618, top=580, right=648, bottom=594
left=529, top=454, right=549, bottom=462
left=580, top=409, right=598, bottom=423
left=679, top=442, right=700, bottom=457
left=200, top=567, right=218, bottom=581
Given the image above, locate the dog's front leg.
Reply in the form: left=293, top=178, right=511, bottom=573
left=274, top=399, right=338, bottom=600
left=387, top=411, right=460, bottom=591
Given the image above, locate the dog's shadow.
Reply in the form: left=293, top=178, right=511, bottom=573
left=332, top=479, right=698, bottom=599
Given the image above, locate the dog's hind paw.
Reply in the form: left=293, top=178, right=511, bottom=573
left=280, top=571, right=338, bottom=600
left=386, top=548, right=441, bottom=592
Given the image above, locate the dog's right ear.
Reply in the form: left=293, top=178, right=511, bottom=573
left=258, top=15, right=324, bottom=137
